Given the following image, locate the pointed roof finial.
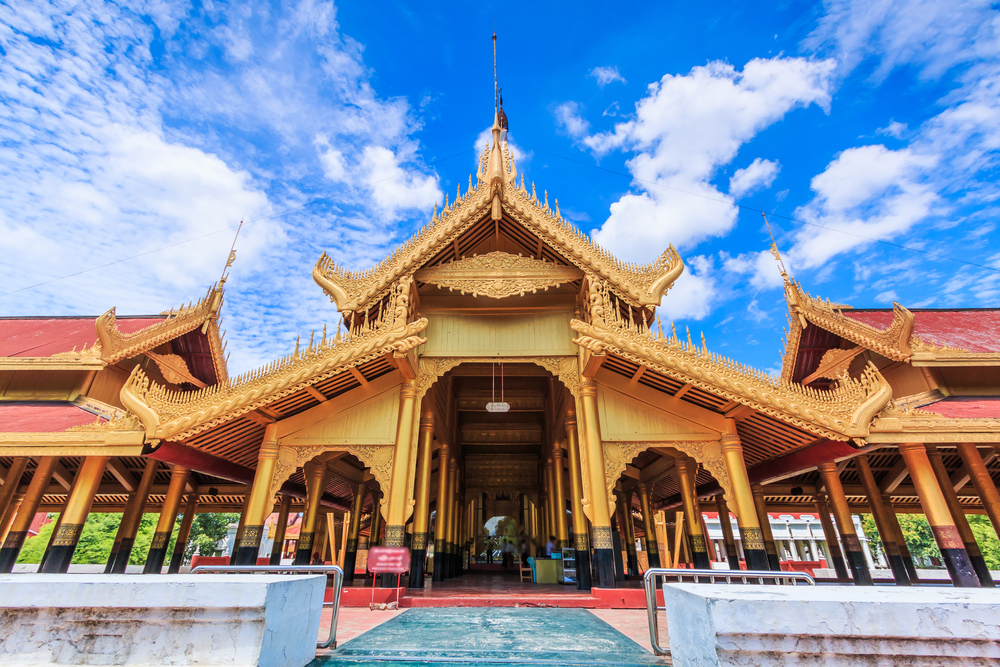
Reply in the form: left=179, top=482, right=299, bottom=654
left=219, top=217, right=245, bottom=285
left=762, top=210, right=790, bottom=284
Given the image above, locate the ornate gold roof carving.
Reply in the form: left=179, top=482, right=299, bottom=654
left=96, top=282, right=228, bottom=373
left=312, top=114, right=684, bottom=314
left=414, top=251, right=582, bottom=299
left=119, top=279, right=428, bottom=441
left=573, top=280, right=893, bottom=442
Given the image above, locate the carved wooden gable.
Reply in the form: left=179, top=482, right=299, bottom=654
left=283, top=385, right=401, bottom=446
left=597, top=385, right=718, bottom=441
left=415, top=252, right=582, bottom=299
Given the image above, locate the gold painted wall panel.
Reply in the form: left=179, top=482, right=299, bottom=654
left=287, top=386, right=400, bottom=446
left=420, top=310, right=576, bottom=357
left=597, top=385, right=715, bottom=441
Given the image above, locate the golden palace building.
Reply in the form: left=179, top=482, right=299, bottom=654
left=1, top=112, right=999, bottom=591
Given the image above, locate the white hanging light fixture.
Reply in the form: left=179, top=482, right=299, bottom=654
left=485, top=362, right=510, bottom=413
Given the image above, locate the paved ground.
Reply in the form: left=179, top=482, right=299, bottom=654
left=310, top=607, right=666, bottom=666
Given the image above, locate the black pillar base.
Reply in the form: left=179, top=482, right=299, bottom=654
left=575, top=548, right=592, bottom=591
left=743, top=547, right=770, bottom=572
left=0, top=532, right=28, bottom=574
left=143, top=547, right=169, bottom=574
left=233, top=544, right=260, bottom=566
left=432, top=540, right=446, bottom=581
left=940, top=546, right=982, bottom=588
left=612, top=532, right=625, bottom=580
left=409, top=548, right=426, bottom=588
left=294, top=533, right=314, bottom=565
left=168, top=548, right=184, bottom=574
left=765, top=549, right=781, bottom=572
left=725, top=545, right=741, bottom=570
left=343, top=550, right=359, bottom=582
left=970, top=554, right=995, bottom=588
left=845, top=547, right=873, bottom=585
left=380, top=572, right=400, bottom=588
left=626, top=550, right=639, bottom=576
left=901, top=555, right=919, bottom=582
left=692, top=550, right=712, bottom=570
left=593, top=548, right=616, bottom=588
left=886, top=553, right=911, bottom=586
left=110, top=537, right=135, bottom=574
left=829, top=554, right=849, bottom=580
left=39, top=543, right=78, bottom=574
left=104, top=541, right=121, bottom=574
left=269, top=551, right=282, bottom=566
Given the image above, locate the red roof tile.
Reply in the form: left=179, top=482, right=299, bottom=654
left=0, top=403, right=101, bottom=432
left=0, top=317, right=164, bottom=357
left=922, top=396, right=1000, bottom=419
left=842, top=309, right=1000, bottom=353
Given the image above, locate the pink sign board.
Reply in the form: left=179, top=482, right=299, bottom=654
left=367, top=546, right=409, bottom=574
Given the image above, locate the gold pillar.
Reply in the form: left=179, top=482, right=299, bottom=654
left=750, top=484, right=781, bottom=571
left=295, top=460, right=329, bottom=564
left=637, top=482, right=660, bottom=569
left=715, top=494, right=741, bottom=570
left=168, top=492, right=199, bottom=574
left=817, top=462, right=872, bottom=585
left=578, top=379, right=615, bottom=588
left=370, top=493, right=383, bottom=547
left=898, top=443, right=979, bottom=587
left=110, top=457, right=159, bottom=574
left=881, top=493, right=918, bottom=581
left=410, top=406, right=434, bottom=586
left=565, top=408, right=592, bottom=589
left=855, top=455, right=910, bottom=585
left=553, top=448, right=569, bottom=547
left=41, top=456, right=109, bottom=573
left=432, top=443, right=450, bottom=582
left=719, top=425, right=768, bottom=571
left=927, top=446, right=994, bottom=587
left=544, top=459, right=556, bottom=543
left=1, top=457, right=58, bottom=573
left=814, top=493, right=849, bottom=580
left=343, top=482, right=367, bottom=581
left=236, top=429, right=280, bottom=565
left=677, top=458, right=711, bottom=569
left=956, top=442, right=1000, bottom=540
left=0, top=493, right=23, bottom=545
left=143, top=464, right=190, bottom=574
left=447, top=459, right=460, bottom=577
left=0, top=458, right=28, bottom=533
left=269, top=495, right=292, bottom=565
left=384, top=381, right=417, bottom=551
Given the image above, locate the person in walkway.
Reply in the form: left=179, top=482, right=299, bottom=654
left=545, top=535, right=556, bottom=557
left=502, top=539, right=515, bottom=570
left=519, top=538, right=529, bottom=566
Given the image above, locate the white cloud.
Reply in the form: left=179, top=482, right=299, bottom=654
left=554, top=102, right=591, bottom=139
left=875, top=290, right=899, bottom=303
left=876, top=120, right=908, bottom=138
left=582, top=57, right=835, bottom=261
left=361, top=145, right=440, bottom=216
left=729, top=158, right=781, bottom=199
left=591, top=66, right=627, bottom=87
left=473, top=127, right=531, bottom=170
left=658, top=255, right=718, bottom=320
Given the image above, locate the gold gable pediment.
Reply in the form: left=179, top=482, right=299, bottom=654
left=414, top=251, right=582, bottom=299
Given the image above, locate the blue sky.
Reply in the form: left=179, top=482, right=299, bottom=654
left=1, top=0, right=998, bottom=376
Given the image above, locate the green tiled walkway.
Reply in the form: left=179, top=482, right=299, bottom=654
left=311, top=608, right=663, bottom=666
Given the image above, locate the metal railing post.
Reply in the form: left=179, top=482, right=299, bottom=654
left=642, top=568, right=815, bottom=657
left=191, top=564, right=345, bottom=649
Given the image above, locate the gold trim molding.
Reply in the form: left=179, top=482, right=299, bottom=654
left=415, top=252, right=582, bottom=299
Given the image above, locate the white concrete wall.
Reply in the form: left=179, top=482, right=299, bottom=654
left=664, top=583, right=1000, bottom=666
left=0, top=574, right=325, bottom=667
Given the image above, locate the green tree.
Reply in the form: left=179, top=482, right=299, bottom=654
left=968, top=515, right=1000, bottom=569
left=493, top=516, right=517, bottom=538
left=183, top=513, right=239, bottom=563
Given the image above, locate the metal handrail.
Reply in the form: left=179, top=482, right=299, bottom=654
left=642, top=568, right=816, bottom=656
left=191, top=564, right=344, bottom=649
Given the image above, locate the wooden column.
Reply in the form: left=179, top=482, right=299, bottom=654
left=855, top=456, right=910, bottom=585
left=719, top=426, right=769, bottom=571
left=579, top=379, right=616, bottom=588
left=409, top=407, right=434, bottom=587
left=432, top=443, right=450, bottom=582
left=715, top=494, right=741, bottom=570
left=143, top=464, right=190, bottom=574
left=110, top=458, right=159, bottom=573
left=295, top=461, right=329, bottom=564
left=880, top=493, right=919, bottom=582
left=817, top=462, right=872, bottom=585
left=637, top=482, right=660, bottom=569
left=544, top=459, right=557, bottom=545
left=343, top=482, right=367, bottom=582
left=814, top=494, right=848, bottom=580
left=236, top=429, right=280, bottom=565
left=898, top=443, right=979, bottom=587
left=269, top=495, right=292, bottom=565
left=104, top=489, right=138, bottom=574
left=0, top=493, right=23, bottom=545
left=677, top=459, right=711, bottom=569
left=622, top=491, right=639, bottom=576
left=565, top=409, right=592, bottom=590
left=0, top=458, right=28, bottom=535
left=168, top=492, right=199, bottom=574
left=41, top=456, right=110, bottom=573
left=956, top=443, right=1000, bottom=540
left=926, top=446, right=994, bottom=587
left=370, top=494, right=383, bottom=547
left=229, top=492, right=252, bottom=565
left=0, top=457, right=58, bottom=573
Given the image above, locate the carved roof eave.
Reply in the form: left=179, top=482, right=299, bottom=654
left=312, top=177, right=685, bottom=314
left=119, top=317, right=429, bottom=442
left=96, top=283, right=227, bottom=367
left=570, top=318, right=893, bottom=443
left=869, top=404, right=1000, bottom=443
